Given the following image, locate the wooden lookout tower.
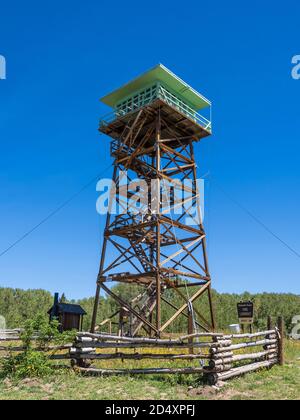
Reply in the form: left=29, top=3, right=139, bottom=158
left=91, top=64, right=216, bottom=337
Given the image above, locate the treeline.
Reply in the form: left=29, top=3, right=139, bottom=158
left=0, top=286, right=299, bottom=334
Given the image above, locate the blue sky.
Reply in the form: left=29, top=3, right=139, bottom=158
left=0, top=0, right=300, bottom=299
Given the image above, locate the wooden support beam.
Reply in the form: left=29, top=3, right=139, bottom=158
left=72, top=352, right=211, bottom=361
left=160, top=282, right=211, bottom=332
left=78, top=367, right=207, bottom=376
left=156, top=112, right=162, bottom=335
left=277, top=316, right=284, bottom=366
left=100, top=283, right=158, bottom=334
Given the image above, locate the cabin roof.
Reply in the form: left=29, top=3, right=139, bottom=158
left=101, top=64, right=211, bottom=110
left=48, top=303, right=87, bottom=316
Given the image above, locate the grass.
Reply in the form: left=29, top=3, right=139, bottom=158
left=219, top=340, right=300, bottom=400
left=0, top=340, right=299, bottom=400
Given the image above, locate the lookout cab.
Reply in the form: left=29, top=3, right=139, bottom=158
left=99, top=63, right=212, bottom=149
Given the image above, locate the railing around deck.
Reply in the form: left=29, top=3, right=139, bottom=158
left=100, top=87, right=212, bottom=134
left=158, top=86, right=212, bottom=132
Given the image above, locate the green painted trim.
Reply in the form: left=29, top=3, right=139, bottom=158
left=115, top=81, right=158, bottom=107
left=101, top=64, right=211, bottom=110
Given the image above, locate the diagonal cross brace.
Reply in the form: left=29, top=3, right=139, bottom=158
left=100, top=283, right=158, bottom=334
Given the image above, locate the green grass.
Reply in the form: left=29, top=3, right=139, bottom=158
left=0, top=340, right=299, bottom=400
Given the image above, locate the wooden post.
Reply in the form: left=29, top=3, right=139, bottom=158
left=267, top=316, right=273, bottom=331
left=91, top=283, right=101, bottom=333
left=190, top=139, right=216, bottom=331
left=207, top=286, right=216, bottom=331
left=277, top=316, right=284, bottom=366
left=149, top=312, right=153, bottom=338
left=80, top=315, right=83, bottom=332
left=118, top=312, right=123, bottom=337
left=91, top=164, right=118, bottom=333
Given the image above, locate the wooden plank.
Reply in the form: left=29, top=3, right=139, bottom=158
left=210, top=339, right=277, bottom=354
left=76, top=341, right=220, bottom=350
left=207, top=359, right=278, bottom=385
left=77, top=367, right=207, bottom=376
left=277, top=317, right=284, bottom=366
left=223, top=330, right=277, bottom=340
left=210, top=350, right=278, bottom=368
left=71, top=352, right=211, bottom=361
left=77, top=331, right=223, bottom=342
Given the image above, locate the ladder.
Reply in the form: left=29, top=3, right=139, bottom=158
left=131, top=283, right=157, bottom=336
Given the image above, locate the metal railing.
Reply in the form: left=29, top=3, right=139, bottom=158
left=158, top=86, right=212, bottom=132
left=100, top=88, right=212, bottom=133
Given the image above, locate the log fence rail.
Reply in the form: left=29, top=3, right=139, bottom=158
left=0, top=318, right=284, bottom=385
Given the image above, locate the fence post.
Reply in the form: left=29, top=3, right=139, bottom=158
left=267, top=316, right=273, bottom=331
left=277, top=316, right=284, bottom=366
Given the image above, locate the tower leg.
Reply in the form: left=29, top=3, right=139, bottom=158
left=208, top=285, right=216, bottom=331
left=91, top=282, right=101, bottom=333
left=190, top=140, right=216, bottom=331
left=91, top=165, right=117, bottom=333
left=155, top=113, right=161, bottom=336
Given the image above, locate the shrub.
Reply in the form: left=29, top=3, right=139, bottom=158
left=0, top=314, right=76, bottom=379
left=1, top=350, right=53, bottom=379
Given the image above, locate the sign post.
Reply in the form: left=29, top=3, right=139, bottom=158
left=237, top=301, right=254, bottom=333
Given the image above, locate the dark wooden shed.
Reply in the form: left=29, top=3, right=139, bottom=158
left=48, top=293, right=86, bottom=332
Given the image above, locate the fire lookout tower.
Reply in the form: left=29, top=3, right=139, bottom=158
left=91, top=64, right=215, bottom=337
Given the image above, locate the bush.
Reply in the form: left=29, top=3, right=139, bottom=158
left=0, top=314, right=76, bottom=379
left=1, top=351, right=53, bottom=379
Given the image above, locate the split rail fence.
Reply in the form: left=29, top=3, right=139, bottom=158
left=70, top=318, right=284, bottom=385
left=0, top=329, right=71, bottom=360
left=0, top=318, right=284, bottom=385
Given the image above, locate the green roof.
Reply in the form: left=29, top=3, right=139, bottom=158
left=101, top=64, right=211, bottom=110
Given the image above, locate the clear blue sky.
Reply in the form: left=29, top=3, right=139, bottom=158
left=0, top=0, right=300, bottom=299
